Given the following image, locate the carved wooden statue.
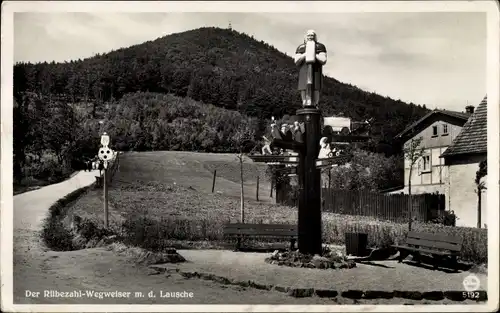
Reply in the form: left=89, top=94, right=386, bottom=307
left=318, top=137, right=331, bottom=159
left=261, top=136, right=272, bottom=155
left=294, top=30, right=327, bottom=107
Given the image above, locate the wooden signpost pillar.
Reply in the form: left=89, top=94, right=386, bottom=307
left=296, top=107, right=322, bottom=255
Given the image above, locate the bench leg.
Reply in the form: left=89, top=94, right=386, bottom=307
left=413, top=251, right=421, bottom=264
left=398, top=249, right=405, bottom=263
left=235, top=237, right=241, bottom=251
left=450, top=255, right=458, bottom=272
left=290, top=239, right=296, bottom=251
left=432, top=255, right=441, bottom=270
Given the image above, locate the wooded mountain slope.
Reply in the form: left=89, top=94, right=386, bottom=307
left=14, top=26, right=429, bottom=155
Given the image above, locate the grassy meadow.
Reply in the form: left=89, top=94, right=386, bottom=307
left=62, top=151, right=487, bottom=264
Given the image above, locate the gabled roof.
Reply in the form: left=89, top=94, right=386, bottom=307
left=441, top=96, right=487, bottom=158
left=395, top=109, right=470, bottom=140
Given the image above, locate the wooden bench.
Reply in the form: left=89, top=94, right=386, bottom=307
left=223, top=223, right=298, bottom=251
left=391, top=231, right=462, bottom=271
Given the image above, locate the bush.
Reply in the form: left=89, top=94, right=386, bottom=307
left=41, top=186, right=91, bottom=251
left=41, top=218, right=74, bottom=251
left=79, top=218, right=112, bottom=241
left=430, top=210, right=457, bottom=226
left=120, top=214, right=225, bottom=252
left=118, top=213, right=487, bottom=264
left=29, top=158, right=68, bottom=182
left=322, top=220, right=486, bottom=263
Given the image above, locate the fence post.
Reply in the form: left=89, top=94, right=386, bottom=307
left=256, top=175, right=259, bottom=201
left=212, top=170, right=217, bottom=193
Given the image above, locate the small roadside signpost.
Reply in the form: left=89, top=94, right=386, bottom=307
left=97, top=132, right=115, bottom=228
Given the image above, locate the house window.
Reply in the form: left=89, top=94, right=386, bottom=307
left=422, top=155, right=431, bottom=172
left=442, top=124, right=448, bottom=135
left=432, top=126, right=438, bottom=137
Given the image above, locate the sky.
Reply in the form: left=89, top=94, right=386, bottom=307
left=13, top=11, right=488, bottom=112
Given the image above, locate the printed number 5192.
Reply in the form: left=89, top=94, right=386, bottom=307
left=463, top=291, right=480, bottom=299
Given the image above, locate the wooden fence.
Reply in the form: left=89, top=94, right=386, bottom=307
left=322, top=189, right=445, bottom=223
left=279, top=187, right=445, bottom=223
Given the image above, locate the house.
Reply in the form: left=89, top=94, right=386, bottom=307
left=440, top=96, right=488, bottom=228
left=391, top=107, right=472, bottom=195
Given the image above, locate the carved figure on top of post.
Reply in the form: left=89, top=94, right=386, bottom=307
left=280, top=122, right=293, bottom=141
left=318, top=137, right=343, bottom=160
left=318, top=137, right=331, bottom=159
left=270, top=122, right=282, bottom=141
left=292, top=120, right=305, bottom=143
left=294, top=30, right=327, bottom=107
left=261, top=135, right=272, bottom=155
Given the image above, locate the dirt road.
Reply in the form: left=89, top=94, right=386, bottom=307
left=10, top=171, right=324, bottom=306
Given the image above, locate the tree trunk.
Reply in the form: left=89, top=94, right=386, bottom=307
left=408, top=167, right=413, bottom=231
left=13, top=159, right=23, bottom=185
left=92, top=101, right=97, bottom=119
left=239, top=155, right=245, bottom=223
left=477, top=190, right=482, bottom=228
left=328, top=168, right=332, bottom=189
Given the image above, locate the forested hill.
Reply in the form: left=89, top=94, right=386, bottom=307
left=14, top=26, right=429, bottom=155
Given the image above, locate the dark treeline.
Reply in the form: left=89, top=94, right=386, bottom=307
left=14, top=27, right=429, bottom=156
left=13, top=92, right=99, bottom=187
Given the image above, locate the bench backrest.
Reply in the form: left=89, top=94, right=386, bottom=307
left=405, top=231, right=462, bottom=252
left=223, top=223, right=298, bottom=237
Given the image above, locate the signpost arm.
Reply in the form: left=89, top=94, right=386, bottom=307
left=270, top=138, right=304, bottom=153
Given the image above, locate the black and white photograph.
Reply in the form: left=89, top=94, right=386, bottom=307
left=1, top=1, right=499, bottom=312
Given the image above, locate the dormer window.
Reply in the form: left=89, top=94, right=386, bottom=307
left=432, top=125, right=438, bottom=137
left=442, top=124, right=448, bottom=135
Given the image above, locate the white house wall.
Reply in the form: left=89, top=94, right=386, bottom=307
left=402, top=119, right=464, bottom=196
left=446, top=161, right=488, bottom=228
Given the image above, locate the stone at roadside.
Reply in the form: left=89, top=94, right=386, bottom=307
left=311, top=255, right=331, bottom=269
left=265, top=249, right=356, bottom=270
left=137, top=251, right=186, bottom=265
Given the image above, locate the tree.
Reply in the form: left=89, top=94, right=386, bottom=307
left=13, top=95, right=31, bottom=184
left=403, top=137, right=425, bottom=231
left=475, top=160, right=487, bottom=228
left=232, top=123, right=257, bottom=223
left=326, top=148, right=403, bottom=192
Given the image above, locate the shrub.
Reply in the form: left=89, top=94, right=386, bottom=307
left=430, top=210, right=457, bottom=226
left=120, top=214, right=226, bottom=252
left=28, top=157, right=69, bottom=182
left=118, top=212, right=487, bottom=264
left=41, top=186, right=91, bottom=251
left=41, top=218, right=74, bottom=251
left=79, top=218, right=112, bottom=241
left=322, top=220, right=486, bottom=263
